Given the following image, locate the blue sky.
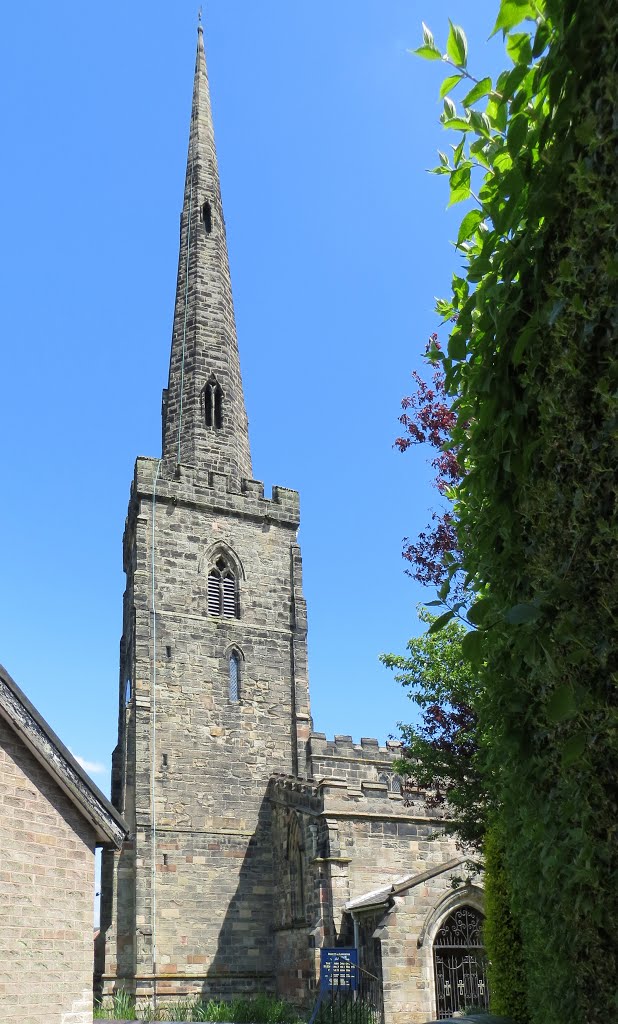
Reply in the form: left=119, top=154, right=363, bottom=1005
left=0, top=2, right=505, bottom=797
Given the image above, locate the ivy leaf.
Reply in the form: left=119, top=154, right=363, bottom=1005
left=505, top=603, right=540, bottom=624
left=448, top=165, right=472, bottom=206
left=440, top=74, right=463, bottom=98
left=446, top=21, right=468, bottom=67
left=491, top=0, right=536, bottom=37
left=462, top=77, right=493, bottom=107
left=457, top=209, right=484, bottom=244
left=413, top=45, right=443, bottom=61
left=547, top=686, right=577, bottom=724
left=461, top=629, right=483, bottom=664
left=428, top=610, right=455, bottom=634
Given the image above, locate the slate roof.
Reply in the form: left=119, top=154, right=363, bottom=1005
left=344, top=857, right=467, bottom=912
left=0, top=664, right=127, bottom=848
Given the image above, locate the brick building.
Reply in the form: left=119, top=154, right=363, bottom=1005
left=96, top=24, right=487, bottom=1024
left=0, top=665, right=126, bottom=1024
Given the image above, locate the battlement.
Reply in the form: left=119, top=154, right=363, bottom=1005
left=131, top=457, right=300, bottom=527
left=268, top=770, right=444, bottom=822
left=268, top=773, right=323, bottom=815
left=306, top=732, right=407, bottom=799
left=308, top=733, right=403, bottom=763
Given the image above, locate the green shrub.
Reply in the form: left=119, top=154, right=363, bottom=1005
left=483, top=824, right=529, bottom=1024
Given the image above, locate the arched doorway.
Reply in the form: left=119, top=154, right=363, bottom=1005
left=433, top=905, right=489, bottom=1019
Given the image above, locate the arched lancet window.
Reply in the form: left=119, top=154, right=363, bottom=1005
left=229, top=650, right=241, bottom=702
left=287, top=814, right=305, bottom=924
left=433, top=906, right=489, bottom=1019
left=207, top=556, right=238, bottom=618
left=203, top=375, right=223, bottom=429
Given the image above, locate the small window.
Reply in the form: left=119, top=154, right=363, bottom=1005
left=202, top=200, right=212, bottom=233
left=229, top=651, right=240, bottom=702
left=125, top=679, right=132, bottom=705
left=391, top=774, right=402, bottom=795
left=203, top=376, right=223, bottom=430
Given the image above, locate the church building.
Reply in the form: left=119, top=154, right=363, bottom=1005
left=96, top=24, right=487, bottom=1024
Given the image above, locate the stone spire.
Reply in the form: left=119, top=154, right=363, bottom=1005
left=162, top=22, right=252, bottom=486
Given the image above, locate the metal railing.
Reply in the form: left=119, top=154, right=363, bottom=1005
left=309, top=956, right=384, bottom=1024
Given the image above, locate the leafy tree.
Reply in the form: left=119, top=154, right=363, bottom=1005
left=381, top=609, right=487, bottom=849
left=408, top=1, right=618, bottom=1021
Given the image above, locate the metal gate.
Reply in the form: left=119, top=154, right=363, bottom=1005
left=433, top=906, right=490, bottom=1019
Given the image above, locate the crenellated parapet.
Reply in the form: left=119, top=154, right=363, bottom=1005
left=268, top=773, right=323, bottom=815
left=307, top=731, right=405, bottom=791
left=129, top=457, right=300, bottom=528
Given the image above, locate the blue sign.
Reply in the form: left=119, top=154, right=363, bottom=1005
left=320, top=948, right=358, bottom=991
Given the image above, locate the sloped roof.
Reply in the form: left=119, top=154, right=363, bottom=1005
left=344, top=857, right=467, bottom=912
left=0, top=664, right=127, bottom=848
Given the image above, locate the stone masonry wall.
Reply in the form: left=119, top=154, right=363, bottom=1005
left=99, top=458, right=311, bottom=1001
left=376, top=883, right=486, bottom=1024
left=0, top=715, right=96, bottom=1024
left=268, top=772, right=464, bottom=1018
left=307, top=734, right=404, bottom=794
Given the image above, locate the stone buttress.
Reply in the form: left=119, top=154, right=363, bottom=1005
left=96, top=24, right=311, bottom=1003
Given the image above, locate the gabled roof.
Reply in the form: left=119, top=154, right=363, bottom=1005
left=0, top=664, right=127, bottom=848
left=344, top=857, right=467, bottom=913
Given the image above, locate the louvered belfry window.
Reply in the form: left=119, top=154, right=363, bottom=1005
left=207, top=556, right=237, bottom=617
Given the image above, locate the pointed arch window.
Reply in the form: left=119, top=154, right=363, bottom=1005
left=287, top=813, right=305, bottom=924
left=229, top=650, right=241, bottom=702
left=207, top=556, right=238, bottom=618
left=203, top=375, right=223, bottom=430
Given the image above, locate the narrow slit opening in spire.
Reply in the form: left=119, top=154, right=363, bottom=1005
left=202, top=200, right=212, bottom=234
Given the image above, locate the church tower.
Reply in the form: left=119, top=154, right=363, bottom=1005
left=97, top=23, right=312, bottom=1002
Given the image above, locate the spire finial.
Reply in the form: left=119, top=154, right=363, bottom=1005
left=197, top=6, right=203, bottom=31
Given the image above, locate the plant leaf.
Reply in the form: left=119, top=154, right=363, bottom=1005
left=428, top=610, right=455, bottom=634
left=461, top=629, right=483, bottom=664
left=446, top=20, right=468, bottom=67
left=547, top=686, right=577, bottom=724
left=413, top=45, right=443, bottom=61
left=505, top=603, right=540, bottom=624
left=440, top=74, right=464, bottom=99
left=448, top=165, right=472, bottom=206
left=561, top=732, right=587, bottom=766
left=507, top=113, right=528, bottom=157
left=422, top=22, right=435, bottom=46
left=457, top=209, right=484, bottom=244
left=491, top=0, right=536, bottom=37
left=462, top=77, right=493, bottom=107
